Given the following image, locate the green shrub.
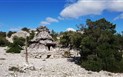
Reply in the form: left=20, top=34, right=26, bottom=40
left=63, top=51, right=71, bottom=58
left=6, top=43, right=23, bottom=53
left=0, top=31, right=6, bottom=37
left=81, top=58, right=103, bottom=72
left=21, top=27, right=30, bottom=32
left=51, top=30, right=58, bottom=41
left=7, top=31, right=16, bottom=38
left=0, top=37, right=10, bottom=47
left=60, top=31, right=82, bottom=49
left=6, top=36, right=25, bottom=53
left=13, top=36, right=25, bottom=46
left=0, top=31, right=10, bottom=47
left=29, top=30, right=35, bottom=40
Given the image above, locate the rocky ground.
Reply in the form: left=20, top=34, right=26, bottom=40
left=0, top=47, right=123, bottom=77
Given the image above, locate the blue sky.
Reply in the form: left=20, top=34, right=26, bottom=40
left=0, top=0, right=123, bottom=33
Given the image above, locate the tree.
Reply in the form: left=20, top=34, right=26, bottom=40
left=0, top=31, right=6, bottom=37
left=0, top=37, right=10, bottom=47
left=76, top=24, right=86, bottom=31
left=7, top=31, right=16, bottom=38
left=0, top=31, right=10, bottom=47
left=51, top=30, right=58, bottom=41
left=80, top=18, right=123, bottom=72
left=60, top=31, right=82, bottom=49
left=29, top=30, right=35, bottom=40
left=21, top=27, right=30, bottom=32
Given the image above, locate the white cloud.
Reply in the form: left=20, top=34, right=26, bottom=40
left=60, top=0, right=123, bottom=18
left=40, top=17, right=59, bottom=26
left=9, top=27, right=21, bottom=31
left=66, top=28, right=76, bottom=31
left=65, top=0, right=78, bottom=7
left=60, top=0, right=105, bottom=18
left=46, top=17, right=58, bottom=23
left=114, top=13, right=123, bottom=20
left=40, top=21, right=50, bottom=25
left=58, top=16, right=64, bottom=20
left=108, top=0, right=123, bottom=12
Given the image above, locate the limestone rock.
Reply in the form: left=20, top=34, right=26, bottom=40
left=6, top=31, right=30, bottom=43
left=11, top=31, right=29, bottom=39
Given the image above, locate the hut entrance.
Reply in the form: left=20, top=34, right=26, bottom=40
left=47, top=45, right=51, bottom=51
left=46, top=43, right=56, bottom=51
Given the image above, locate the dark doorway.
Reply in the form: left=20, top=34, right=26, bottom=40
left=47, top=55, right=51, bottom=58
left=48, top=45, right=50, bottom=51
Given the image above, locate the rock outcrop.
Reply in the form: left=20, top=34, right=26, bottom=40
left=6, top=31, right=29, bottom=43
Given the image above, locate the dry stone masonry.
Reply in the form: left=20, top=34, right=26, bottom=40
left=26, top=26, right=62, bottom=59
left=29, top=26, right=56, bottom=51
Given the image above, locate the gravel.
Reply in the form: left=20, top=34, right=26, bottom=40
left=0, top=47, right=123, bottom=77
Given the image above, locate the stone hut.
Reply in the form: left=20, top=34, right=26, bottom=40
left=21, top=26, right=79, bottom=59
left=29, top=26, right=56, bottom=51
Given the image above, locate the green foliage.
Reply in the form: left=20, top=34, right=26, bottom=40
left=51, top=30, right=58, bottom=41
left=0, top=37, right=10, bottom=47
left=63, top=51, right=71, bottom=58
left=60, top=31, right=82, bottom=49
left=6, top=43, right=23, bottom=53
left=81, top=57, right=103, bottom=71
left=13, top=36, right=25, bottom=46
left=76, top=24, right=86, bottom=31
left=6, top=36, right=25, bottom=53
left=7, top=31, right=16, bottom=38
left=79, top=18, right=123, bottom=72
left=29, top=30, right=35, bottom=40
left=0, top=31, right=6, bottom=37
left=21, top=27, right=30, bottom=32
left=0, top=31, right=10, bottom=47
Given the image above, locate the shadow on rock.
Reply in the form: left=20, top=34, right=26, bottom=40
left=67, top=57, right=81, bottom=64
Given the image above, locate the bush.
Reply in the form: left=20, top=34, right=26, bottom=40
left=6, top=36, right=25, bottom=53
left=13, top=36, right=25, bottom=46
left=63, top=51, right=71, bottom=58
left=81, top=58, right=103, bottom=72
left=60, top=31, right=82, bottom=49
left=21, top=27, right=30, bottom=32
left=6, top=43, right=23, bottom=53
left=0, top=31, right=6, bottom=37
left=29, top=30, right=35, bottom=40
left=51, top=30, right=58, bottom=41
left=0, top=37, right=10, bottom=47
left=7, top=31, right=16, bottom=38
left=0, top=31, right=10, bottom=47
